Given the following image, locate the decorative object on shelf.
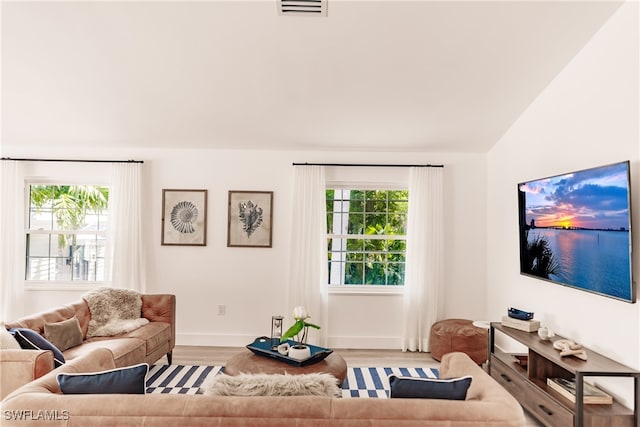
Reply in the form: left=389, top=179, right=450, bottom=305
left=510, top=354, right=528, bottom=368
left=227, top=191, right=273, bottom=248
left=547, top=377, right=612, bottom=404
left=161, top=189, right=208, bottom=246
left=553, top=339, right=588, bottom=361
left=507, top=307, right=534, bottom=321
left=501, top=316, right=540, bottom=332
left=280, top=306, right=320, bottom=361
left=270, top=315, right=284, bottom=350
left=537, top=326, right=555, bottom=341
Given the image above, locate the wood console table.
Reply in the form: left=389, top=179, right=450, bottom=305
left=489, top=322, right=639, bottom=427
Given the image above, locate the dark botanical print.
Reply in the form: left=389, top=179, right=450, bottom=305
left=238, top=201, right=263, bottom=237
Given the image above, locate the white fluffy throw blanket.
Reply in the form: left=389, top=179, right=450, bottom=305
left=200, top=373, right=342, bottom=397
left=83, top=287, right=149, bottom=338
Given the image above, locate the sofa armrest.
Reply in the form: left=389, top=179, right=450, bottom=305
left=0, top=349, right=55, bottom=400
left=141, top=294, right=176, bottom=350
left=439, top=352, right=524, bottom=415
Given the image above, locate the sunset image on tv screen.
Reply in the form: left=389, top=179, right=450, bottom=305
left=518, top=161, right=633, bottom=302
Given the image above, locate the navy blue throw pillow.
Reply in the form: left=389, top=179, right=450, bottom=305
left=10, top=328, right=65, bottom=367
left=388, top=375, right=472, bottom=400
left=57, top=363, right=149, bottom=394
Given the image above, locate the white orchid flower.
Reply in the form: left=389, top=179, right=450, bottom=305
left=292, top=306, right=309, bottom=320
left=281, top=306, right=320, bottom=346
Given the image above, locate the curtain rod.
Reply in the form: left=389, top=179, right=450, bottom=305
left=1, top=157, right=143, bottom=164
left=292, top=162, right=443, bottom=168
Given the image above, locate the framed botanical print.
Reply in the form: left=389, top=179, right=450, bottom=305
left=227, top=191, right=273, bottom=248
left=161, top=189, right=207, bottom=246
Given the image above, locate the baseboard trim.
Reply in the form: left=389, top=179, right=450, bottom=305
left=177, top=333, right=259, bottom=347
left=177, top=334, right=402, bottom=350
left=328, top=336, right=401, bottom=349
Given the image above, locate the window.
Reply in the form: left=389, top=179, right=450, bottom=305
left=327, top=189, right=408, bottom=286
left=25, top=184, right=109, bottom=282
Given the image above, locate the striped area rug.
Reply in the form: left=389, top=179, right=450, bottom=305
left=146, top=364, right=223, bottom=394
left=146, top=365, right=439, bottom=398
left=343, top=367, right=439, bottom=398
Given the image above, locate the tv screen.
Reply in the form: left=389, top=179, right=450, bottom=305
left=518, top=161, right=634, bottom=303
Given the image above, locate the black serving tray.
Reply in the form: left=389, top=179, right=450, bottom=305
left=246, top=337, right=333, bottom=367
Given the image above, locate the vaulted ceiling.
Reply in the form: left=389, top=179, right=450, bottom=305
left=1, top=1, right=624, bottom=153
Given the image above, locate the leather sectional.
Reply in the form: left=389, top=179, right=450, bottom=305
left=1, top=350, right=525, bottom=426
left=0, top=294, right=175, bottom=400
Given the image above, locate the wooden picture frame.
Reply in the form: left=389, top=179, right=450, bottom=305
left=161, top=189, right=207, bottom=246
left=227, top=191, right=273, bottom=248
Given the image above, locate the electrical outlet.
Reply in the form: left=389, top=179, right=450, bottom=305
left=217, top=304, right=226, bottom=316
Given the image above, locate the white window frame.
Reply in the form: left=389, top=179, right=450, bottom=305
left=326, top=182, right=408, bottom=295
left=24, top=179, right=109, bottom=291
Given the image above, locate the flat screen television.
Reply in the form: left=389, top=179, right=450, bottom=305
left=518, top=161, right=634, bottom=303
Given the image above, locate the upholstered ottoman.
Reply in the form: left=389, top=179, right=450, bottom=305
left=429, top=319, right=487, bottom=364
left=225, top=349, right=348, bottom=386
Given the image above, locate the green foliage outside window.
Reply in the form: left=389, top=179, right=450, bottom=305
left=26, top=184, right=109, bottom=282
left=327, top=189, right=408, bottom=286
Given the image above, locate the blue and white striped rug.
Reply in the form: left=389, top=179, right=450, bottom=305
left=146, top=365, right=439, bottom=398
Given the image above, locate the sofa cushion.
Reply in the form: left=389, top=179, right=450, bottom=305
left=122, top=322, right=171, bottom=354
left=1, top=322, right=21, bottom=349
left=388, top=375, right=472, bottom=400
left=64, top=337, right=146, bottom=367
left=57, top=363, right=148, bottom=394
left=10, top=328, right=66, bottom=367
left=44, top=316, right=83, bottom=352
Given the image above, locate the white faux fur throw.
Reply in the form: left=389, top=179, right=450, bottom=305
left=200, top=373, right=342, bottom=397
left=83, top=287, right=149, bottom=338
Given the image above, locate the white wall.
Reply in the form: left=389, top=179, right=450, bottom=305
left=2, top=146, right=487, bottom=350
left=487, top=1, right=639, bottom=407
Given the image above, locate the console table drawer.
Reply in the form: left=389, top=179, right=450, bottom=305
left=491, top=355, right=574, bottom=427
left=521, top=379, right=574, bottom=427
left=490, top=356, right=527, bottom=402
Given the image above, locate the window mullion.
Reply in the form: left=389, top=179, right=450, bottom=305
left=326, top=188, right=408, bottom=287
left=25, top=184, right=109, bottom=284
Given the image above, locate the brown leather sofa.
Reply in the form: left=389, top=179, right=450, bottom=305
left=0, top=350, right=526, bottom=426
left=0, top=294, right=175, bottom=400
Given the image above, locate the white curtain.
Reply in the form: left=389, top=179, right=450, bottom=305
left=402, top=166, right=444, bottom=352
left=107, top=163, right=146, bottom=292
left=0, top=161, right=25, bottom=320
left=287, top=165, right=328, bottom=347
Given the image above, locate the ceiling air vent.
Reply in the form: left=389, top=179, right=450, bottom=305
left=279, top=0, right=327, bottom=17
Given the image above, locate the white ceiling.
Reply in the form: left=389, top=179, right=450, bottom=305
left=1, top=1, right=624, bottom=153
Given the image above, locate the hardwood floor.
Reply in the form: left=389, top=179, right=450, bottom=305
left=172, top=345, right=542, bottom=425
